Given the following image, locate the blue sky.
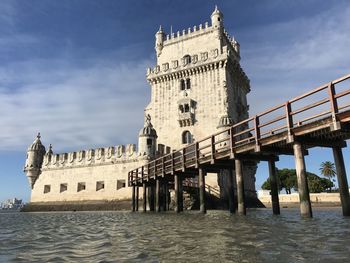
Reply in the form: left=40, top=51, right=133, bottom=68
left=0, top=0, right=349, bottom=202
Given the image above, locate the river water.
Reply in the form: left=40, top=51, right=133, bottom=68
left=0, top=208, right=349, bottom=262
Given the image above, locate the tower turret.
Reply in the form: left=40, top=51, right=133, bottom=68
left=138, top=114, right=157, bottom=158
left=211, top=5, right=224, bottom=29
left=155, top=25, right=165, bottom=57
left=24, top=133, right=46, bottom=188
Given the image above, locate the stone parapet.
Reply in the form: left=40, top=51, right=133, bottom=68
left=42, top=144, right=143, bottom=170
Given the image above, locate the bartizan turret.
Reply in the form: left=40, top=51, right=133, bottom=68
left=155, top=25, right=165, bottom=57
left=138, top=114, right=157, bottom=158
left=24, top=133, right=46, bottom=188
left=211, top=5, right=223, bottom=29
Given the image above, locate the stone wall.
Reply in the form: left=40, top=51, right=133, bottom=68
left=31, top=144, right=147, bottom=203
left=259, top=193, right=342, bottom=207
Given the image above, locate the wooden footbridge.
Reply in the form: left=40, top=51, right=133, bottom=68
left=128, top=73, right=350, bottom=217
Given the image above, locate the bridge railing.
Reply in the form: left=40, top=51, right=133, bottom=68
left=128, top=73, right=350, bottom=186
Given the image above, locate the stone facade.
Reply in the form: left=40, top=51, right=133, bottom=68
left=30, top=144, right=147, bottom=203
left=23, top=7, right=258, bottom=208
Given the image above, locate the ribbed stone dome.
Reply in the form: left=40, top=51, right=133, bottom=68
left=217, top=115, right=233, bottom=128
left=28, top=133, right=46, bottom=152
left=139, top=124, right=157, bottom=137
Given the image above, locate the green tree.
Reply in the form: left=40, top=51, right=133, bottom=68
left=261, top=180, right=271, bottom=191
left=261, top=168, right=334, bottom=194
left=278, top=169, right=297, bottom=194
left=319, top=161, right=336, bottom=191
left=261, top=168, right=296, bottom=194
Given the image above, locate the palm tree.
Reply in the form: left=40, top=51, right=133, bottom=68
left=319, top=161, right=336, bottom=192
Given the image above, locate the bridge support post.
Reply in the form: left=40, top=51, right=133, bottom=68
left=228, top=168, right=236, bottom=214
left=132, top=185, right=136, bottom=212
left=164, top=182, right=170, bottom=211
left=235, top=159, right=246, bottom=215
left=199, top=168, right=207, bottom=214
left=161, top=180, right=166, bottom=211
left=293, top=142, right=312, bottom=218
left=136, top=186, right=139, bottom=211
left=174, top=174, right=183, bottom=212
left=164, top=184, right=171, bottom=211
left=332, top=146, right=350, bottom=216
left=148, top=184, right=155, bottom=212
left=268, top=159, right=280, bottom=215
left=156, top=179, right=161, bottom=212
left=142, top=183, right=147, bottom=212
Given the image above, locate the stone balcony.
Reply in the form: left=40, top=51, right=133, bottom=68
left=178, top=112, right=195, bottom=127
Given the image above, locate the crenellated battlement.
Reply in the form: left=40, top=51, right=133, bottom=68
left=149, top=24, right=241, bottom=80
left=42, top=144, right=142, bottom=170
left=162, top=22, right=211, bottom=45
left=162, top=24, right=239, bottom=55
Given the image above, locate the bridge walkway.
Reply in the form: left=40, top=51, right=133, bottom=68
left=129, top=73, right=350, bottom=217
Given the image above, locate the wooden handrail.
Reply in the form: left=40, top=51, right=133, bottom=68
left=128, top=73, right=350, bottom=184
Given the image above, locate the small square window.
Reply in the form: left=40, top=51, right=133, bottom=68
left=60, top=183, right=67, bottom=193
left=96, top=181, right=105, bottom=191
left=117, top=180, right=126, bottom=190
left=44, top=185, right=51, bottom=194
left=77, top=182, right=86, bottom=192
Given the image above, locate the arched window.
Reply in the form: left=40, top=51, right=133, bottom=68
left=179, top=78, right=191, bottom=91
left=182, top=131, right=193, bottom=144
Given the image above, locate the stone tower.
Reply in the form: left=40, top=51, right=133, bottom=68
left=24, top=133, right=46, bottom=188
left=144, top=7, right=257, bottom=203
left=145, top=6, right=249, bottom=151
left=138, top=114, right=158, bottom=158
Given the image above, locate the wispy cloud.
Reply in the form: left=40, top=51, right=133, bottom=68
left=0, top=57, right=152, bottom=152
left=237, top=3, right=350, bottom=115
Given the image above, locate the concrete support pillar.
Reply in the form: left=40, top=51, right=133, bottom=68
left=268, top=159, right=280, bottom=215
left=228, top=169, right=236, bottom=214
left=199, top=168, right=207, bottom=214
left=174, top=174, right=183, bottom=213
left=156, top=179, right=161, bottom=212
left=132, top=185, right=136, bottom=212
left=332, top=146, right=350, bottom=216
left=293, top=142, right=312, bottom=218
left=167, top=187, right=171, bottom=211
left=235, top=159, right=246, bottom=215
left=136, top=186, right=139, bottom=211
left=164, top=182, right=170, bottom=211
left=142, top=183, right=147, bottom=212
left=149, top=185, right=155, bottom=212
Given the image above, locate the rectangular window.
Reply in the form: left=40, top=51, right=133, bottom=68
left=186, top=78, right=191, bottom=89
left=44, top=185, right=51, bottom=194
left=77, top=182, right=86, bottom=192
left=184, top=104, right=190, bottom=112
left=60, top=183, right=67, bottom=193
left=180, top=79, right=185, bottom=91
left=116, top=180, right=126, bottom=190
left=147, top=138, right=152, bottom=146
left=96, top=181, right=105, bottom=191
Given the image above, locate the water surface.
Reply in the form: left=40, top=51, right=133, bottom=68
left=0, top=208, right=349, bottom=262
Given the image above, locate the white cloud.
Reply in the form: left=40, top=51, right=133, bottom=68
left=0, top=57, right=152, bottom=152
left=238, top=4, right=350, bottom=115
